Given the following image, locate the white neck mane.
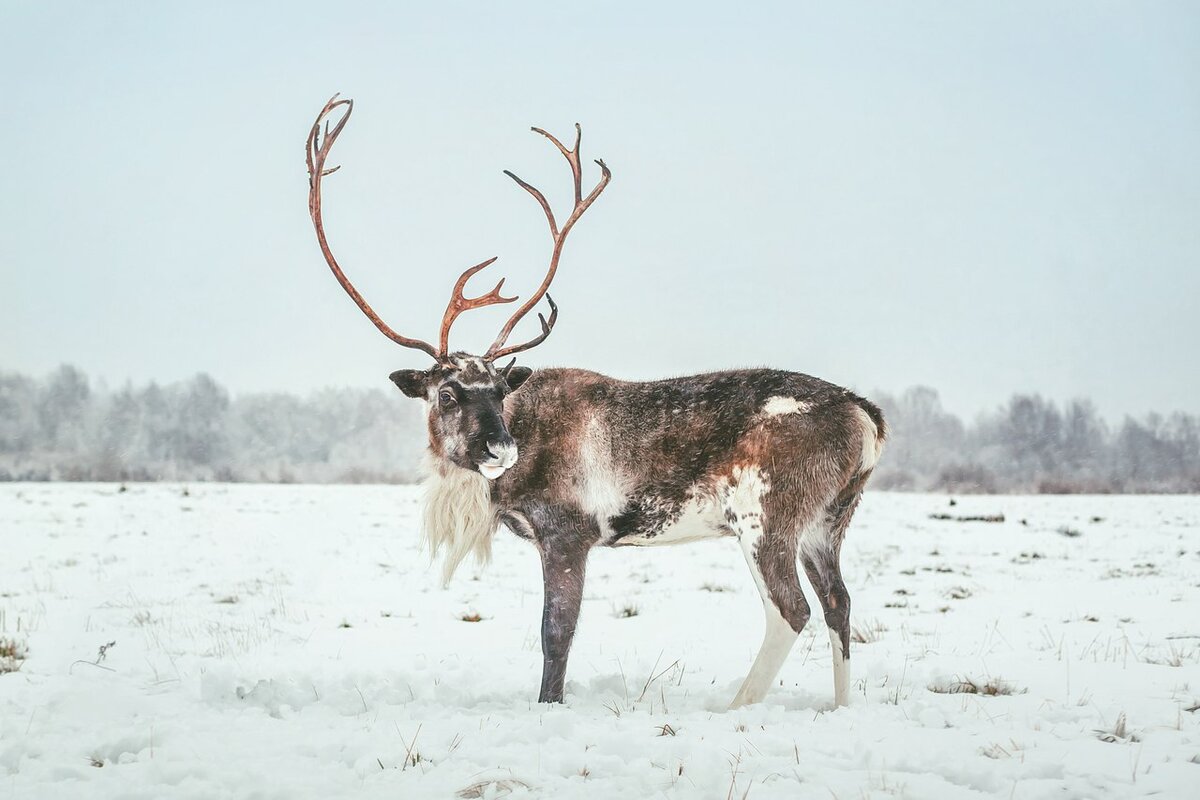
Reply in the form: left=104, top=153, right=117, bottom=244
left=422, top=456, right=499, bottom=585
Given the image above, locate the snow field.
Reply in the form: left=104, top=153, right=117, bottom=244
left=1, top=484, right=1198, bottom=798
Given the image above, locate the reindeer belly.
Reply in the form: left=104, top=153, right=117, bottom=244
left=606, top=495, right=729, bottom=547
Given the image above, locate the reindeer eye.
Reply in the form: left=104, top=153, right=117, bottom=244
left=438, top=389, right=458, bottom=408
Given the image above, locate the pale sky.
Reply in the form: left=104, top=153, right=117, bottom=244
left=3, top=2, right=1198, bottom=419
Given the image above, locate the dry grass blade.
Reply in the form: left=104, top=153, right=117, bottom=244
left=637, top=655, right=680, bottom=702
left=399, top=723, right=423, bottom=769
left=725, top=752, right=743, bottom=800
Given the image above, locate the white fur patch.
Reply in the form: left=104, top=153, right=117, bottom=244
left=829, top=630, right=850, bottom=707
left=486, top=440, right=518, bottom=468
left=578, top=416, right=628, bottom=537
left=617, top=493, right=725, bottom=546
left=796, top=521, right=831, bottom=568
left=852, top=406, right=883, bottom=473
left=725, top=465, right=771, bottom=521
left=730, top=598, right=797, bottom=708
left=728, top=488, right=799, bottom=708
left=761, top=396, right=811, bottom=417
left=422, top=458, right=498, bottom=586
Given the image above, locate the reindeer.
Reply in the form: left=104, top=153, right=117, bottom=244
left=306, top=96, right=885, bottom=708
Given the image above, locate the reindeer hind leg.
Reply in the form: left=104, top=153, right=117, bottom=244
left=799, top=494, right=861, bottom=708
left=728, top=497, right=811, bottom=708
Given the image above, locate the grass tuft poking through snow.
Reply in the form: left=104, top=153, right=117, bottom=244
left=1095, top=711, right=1142, bottom=743
left=0, top=636, right=28, bottom=674
left=850, top=619, right=887, bottom=644
left=927, top=675, right=1024, bottom=696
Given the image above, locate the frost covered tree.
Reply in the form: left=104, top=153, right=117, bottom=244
left=173, top=373, right=231, bottom=468
left=94, top=384, right=145, bottom=480
left=37, top=365, right=91, bottom=453
left=973, top=394, right=1066, bottom=490
left=0, top=373, right=38, bottom=455
left=872, top=387, right=966, bottom=490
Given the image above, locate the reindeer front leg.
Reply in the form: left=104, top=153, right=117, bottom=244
left=529, top=505, right=598, bottom=703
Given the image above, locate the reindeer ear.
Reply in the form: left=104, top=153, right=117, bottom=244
left=389, top=369, right=430, bottom=399
left=504, top=366, right=534, bottom=391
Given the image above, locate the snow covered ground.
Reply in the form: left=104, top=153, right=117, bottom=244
left=1, top=483, right=1198, bottom=799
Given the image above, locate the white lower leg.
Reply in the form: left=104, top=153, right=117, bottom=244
left=730, top=602, right=798, bottom=708
left=727, top=477, right=804, bottom=709
left=829, top=629, right=849, bottom=707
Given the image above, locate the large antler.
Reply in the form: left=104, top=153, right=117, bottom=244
left=485, top=124, right=612, bottom=361
left=307, top=95, right=609, bottom=363
left=307, top=95, right=442, bottom=359
left=307, top=95, right=522, bottom=361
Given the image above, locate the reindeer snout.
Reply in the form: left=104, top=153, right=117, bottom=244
left=477, top=438, right=518, bottom=481
left=485, top=438, right=519, bottom=469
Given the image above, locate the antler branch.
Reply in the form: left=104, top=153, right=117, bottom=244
left=306, top=94, right=440, bottom=360
left=438, top=257, right=518, bottom=355
left=486, top=124, right=612, bottom=361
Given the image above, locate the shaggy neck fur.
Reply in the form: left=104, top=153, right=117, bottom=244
left=422, top=455, right=499, bottom=586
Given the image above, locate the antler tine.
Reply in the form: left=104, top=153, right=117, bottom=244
left=306, top=95, right=440, bottom=360
left=438, top=257, right=519, bottom=356
left=489, top=296, right=558, bottom=361
left=485, top=125, right=611, bottom=361
left=503, top=170, right=558, bottom=239
left=531, top=123, right=583, bottom=204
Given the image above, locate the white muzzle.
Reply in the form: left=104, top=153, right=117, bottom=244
left=478, top=441, right=518, bottom=481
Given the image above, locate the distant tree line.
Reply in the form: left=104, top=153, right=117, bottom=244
left=0, top=365, right=426, bottom=484
left=872, top=386, right=1200, bottom=493
left=1, top=366, right=1197, bottom=492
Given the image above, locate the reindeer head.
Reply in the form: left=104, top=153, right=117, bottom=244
left=389, top=355, right=531, bottom=479
left=305, top=95, right=610, bottom=480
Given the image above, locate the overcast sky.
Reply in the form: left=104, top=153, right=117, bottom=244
left=3, top=2, right=1197, bottom=418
